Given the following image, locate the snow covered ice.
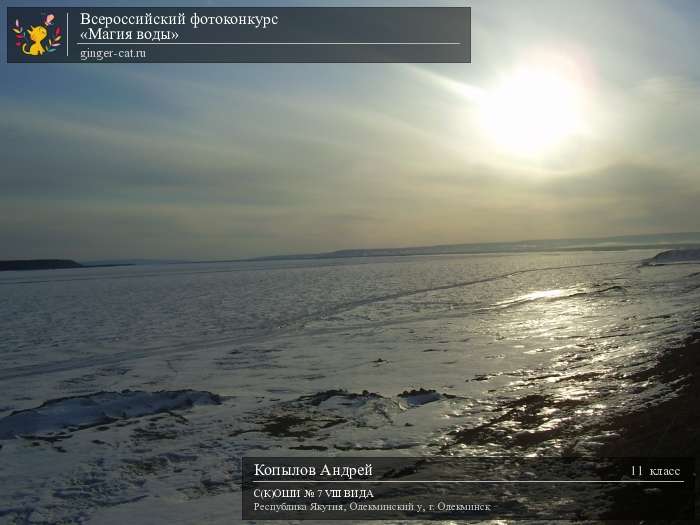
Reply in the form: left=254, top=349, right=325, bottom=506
left=1, top=249, right=699, bottom=523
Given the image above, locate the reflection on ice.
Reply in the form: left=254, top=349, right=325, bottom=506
left=498, top=287, right=576, bottom=305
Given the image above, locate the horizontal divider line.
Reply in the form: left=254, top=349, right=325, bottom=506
left=252, top=479, right=685, bottom=484
left=75, top=42, right=462, bottom=45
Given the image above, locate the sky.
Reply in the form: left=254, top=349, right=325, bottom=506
left=2, top=0, right=700, bottom=260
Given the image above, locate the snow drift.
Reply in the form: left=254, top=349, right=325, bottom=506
left=646, top=249, right=700, bottom=265
left=0, top=389, right=221, bottom=439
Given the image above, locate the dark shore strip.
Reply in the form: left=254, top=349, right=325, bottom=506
left=598, top=334, right=700, bottom=457
left=598, top=330, right=700, bottom=523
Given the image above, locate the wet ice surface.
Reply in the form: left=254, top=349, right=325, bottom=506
left=1, top=250, right=699, bottom=523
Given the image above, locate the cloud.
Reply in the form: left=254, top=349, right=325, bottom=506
left=2, top=1, right=700, bottom=258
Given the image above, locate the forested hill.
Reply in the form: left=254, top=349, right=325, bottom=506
left=0, top=260, right=84, bottom=272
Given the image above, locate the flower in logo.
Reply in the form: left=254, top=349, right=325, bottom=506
left=12, top=14, right=62, bottom=56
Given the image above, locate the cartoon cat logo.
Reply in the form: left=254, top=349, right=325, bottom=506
left=11, top=14, right=62, bottom=57
left=23, top=25, right=48, bottom=55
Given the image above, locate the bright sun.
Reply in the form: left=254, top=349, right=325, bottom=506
left=478, top=65, right=586, bottom=158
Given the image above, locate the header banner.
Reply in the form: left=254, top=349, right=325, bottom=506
left=7, top=7, right=471, bottom=63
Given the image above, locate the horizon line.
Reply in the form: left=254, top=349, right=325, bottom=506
left=19, top=230, right=699, bottom=266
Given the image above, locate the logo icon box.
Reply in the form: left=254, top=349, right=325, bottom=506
left=10, top=11, right=63, bottom=59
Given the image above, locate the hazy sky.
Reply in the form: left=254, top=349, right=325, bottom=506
left=2, top=0, right=700, bottom=260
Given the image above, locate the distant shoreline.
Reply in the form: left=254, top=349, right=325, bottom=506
left=3, top=232, right=700, bottom=270
left=0, top=259, right=83, bottom=272
left=0, top=260, right=137, bottom=272
left=249, top=241, right=700, bottom=262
